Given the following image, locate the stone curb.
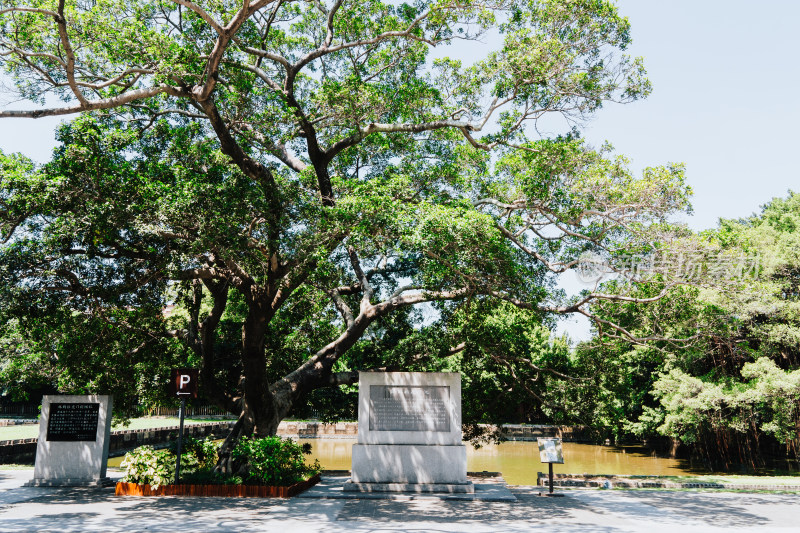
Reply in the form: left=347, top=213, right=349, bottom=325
left=537, top=474, right=800, bottom=491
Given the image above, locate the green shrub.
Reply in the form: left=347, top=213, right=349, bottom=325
left=171, top=436, right=218, bottom=471
left=122, top=437, right=318, bottom=487
left=120, top=446, right=177, bottom=489
left=121, top=437, right=217, bottom=488
left=179, top=470, right=223, bottom=485
left=231, top=436, right=320, bottom=486
left=179, top=471, right=245, bottom=485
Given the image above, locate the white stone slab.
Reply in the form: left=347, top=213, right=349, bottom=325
left=342, top=481, right=474, bottom=493
left=28, top=395, right=112, bottom=486
left=350, top=443, right=468, bottom=484
left=356, top=372, right=462, bottom=446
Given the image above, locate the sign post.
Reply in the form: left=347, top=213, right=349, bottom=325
left=169, top=369, right=198, bottom=484
left=537, top=437, right=565, bottom=497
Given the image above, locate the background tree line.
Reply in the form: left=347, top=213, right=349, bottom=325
left=563, top=191, right=800, bottom=469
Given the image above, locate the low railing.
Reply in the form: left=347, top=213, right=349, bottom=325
left=0, top=404, right=40, bottom=417
left=143, top=404, right=234, bottom=418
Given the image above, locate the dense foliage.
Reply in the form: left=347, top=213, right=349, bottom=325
left=231, top=436, right=320, bottom=486
left=120, top=435, right=317, bottom=487
left=121, top=436, right=218, bottom=489
left=567, top=192, right=800, bottom=469
left=0, top=0, right=694, bottom=470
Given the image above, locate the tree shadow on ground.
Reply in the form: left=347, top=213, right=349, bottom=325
left=20, top=487, right=119, bottom=505
left=2, top=489, right=345, bottom=532
left=336, top=489, right=592, bottom=523
left=606, top=490, right=795, bottom=528
left=335, top=488, right=791, bottom=531
left=5, top=485, right=797, bottom=533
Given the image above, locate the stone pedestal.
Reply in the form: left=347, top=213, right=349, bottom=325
left=26, top=395, right=113, bottom=487
left=345, top=372, right=473, bottom=493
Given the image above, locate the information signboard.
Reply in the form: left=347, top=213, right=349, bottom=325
left=537, top=437, right=565, bottom=464
left=46, top=403, right=100, bottom=442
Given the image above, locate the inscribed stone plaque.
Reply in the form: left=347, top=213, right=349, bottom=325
left=28, top=395, right=112, bottom=487
left=46, top=403, right=100, bottom=441
left=368, top=385, right=450, bottom=432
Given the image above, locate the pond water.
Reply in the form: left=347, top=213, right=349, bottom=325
left=108, top=438, right=800, bottom=483
left=297, top=439, right=707, bottom=485
left=107, top=438, right=708, bottom=485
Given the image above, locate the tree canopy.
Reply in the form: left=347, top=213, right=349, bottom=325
left=0, top=0, right=694, bottom=466
left=565, top=192, right=800, bottom=468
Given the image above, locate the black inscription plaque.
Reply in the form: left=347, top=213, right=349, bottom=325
left=369, top=385, right=450, bottom=432
left=46, top=403, right=100, bottom=442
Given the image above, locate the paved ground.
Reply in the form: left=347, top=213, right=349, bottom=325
left=296, top=475, right=517, bottom=501
left=1, top=469, right=798, bottom=532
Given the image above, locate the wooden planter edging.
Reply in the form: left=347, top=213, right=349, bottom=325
left=115, top=473, right=320, bottom=498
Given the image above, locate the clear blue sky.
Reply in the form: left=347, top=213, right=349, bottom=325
left=1, top=1, right=797, bottom=340
left=583, top=0, right=800, bottom=231
left=558, top=0, right=800, bottom=341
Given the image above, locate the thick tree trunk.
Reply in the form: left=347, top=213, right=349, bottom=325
left=669, top=437, right=682, bottom=458
left=241, top=306, right=280, bottom=436
left=213, top=304, right=281, bottom=472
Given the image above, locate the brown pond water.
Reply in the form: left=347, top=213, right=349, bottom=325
left=107, top=439, right=706, bottom=485
left=297, top=439, right=705, bottom=485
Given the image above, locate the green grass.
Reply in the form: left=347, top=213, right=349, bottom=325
left=0, top=417, right=217, bottom=442
left=0, top=464, right=33, bottom=470
left=667, top=474, right=800, bottom=486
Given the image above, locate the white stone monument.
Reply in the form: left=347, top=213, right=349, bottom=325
left=27, top=395, right=113, bottom=487
left=345, top=372, right=473, bottom=493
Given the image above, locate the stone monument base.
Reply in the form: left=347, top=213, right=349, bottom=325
left=31, top=395, right=113, bottom=487
left=350, top=443, right=468, bottom=485
left=25, top=477, right=113, bottom=487
left=343, top=480, right=475, bottom=493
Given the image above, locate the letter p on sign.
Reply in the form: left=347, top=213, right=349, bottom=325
left=170, top=368, right=199, bottom=398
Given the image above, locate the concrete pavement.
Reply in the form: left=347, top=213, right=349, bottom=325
left=1, top=469, right=798, bottom=532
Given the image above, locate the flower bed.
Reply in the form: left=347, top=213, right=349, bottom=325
left=115, top=473, right=320, bottom=498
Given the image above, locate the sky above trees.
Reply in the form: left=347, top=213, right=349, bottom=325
left=2, top=1, right=796, bottom=237
left=1, top=1, right=796, bottom=344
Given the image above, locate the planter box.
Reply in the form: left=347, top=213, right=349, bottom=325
left=115, top=473, right=320, bottom=498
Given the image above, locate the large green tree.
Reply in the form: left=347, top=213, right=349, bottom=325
left=0, top=0, right=691, bottom=465
left=567, top=192, right=800, bottom=468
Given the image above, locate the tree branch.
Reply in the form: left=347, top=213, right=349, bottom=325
left=347, top=245, right=373, bottom=313
left=0, top=85, right=186, bottom=118
left=55, top=0, right=86, bottom=105
left=168, top=0, right=224, bottom=34
left=328, top=288, right=355, bottom=327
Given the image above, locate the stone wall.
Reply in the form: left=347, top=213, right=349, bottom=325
left=498, top=424, right=593, bottom=442
left=277, top=421, right=358, bottom=438
left=0, top=419, right=37, bottom=427
left=0, top=421, right=234, bottom=464
left=275, top=422, right=592, bottom=442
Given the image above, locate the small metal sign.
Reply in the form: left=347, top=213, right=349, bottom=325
left=537, top=437, right=564, bottom=464
left=169, top=368, right=198, bottom=484
left=537, top=437, right=565, bottom=496
left=169, top=368, right=199, bottom=399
